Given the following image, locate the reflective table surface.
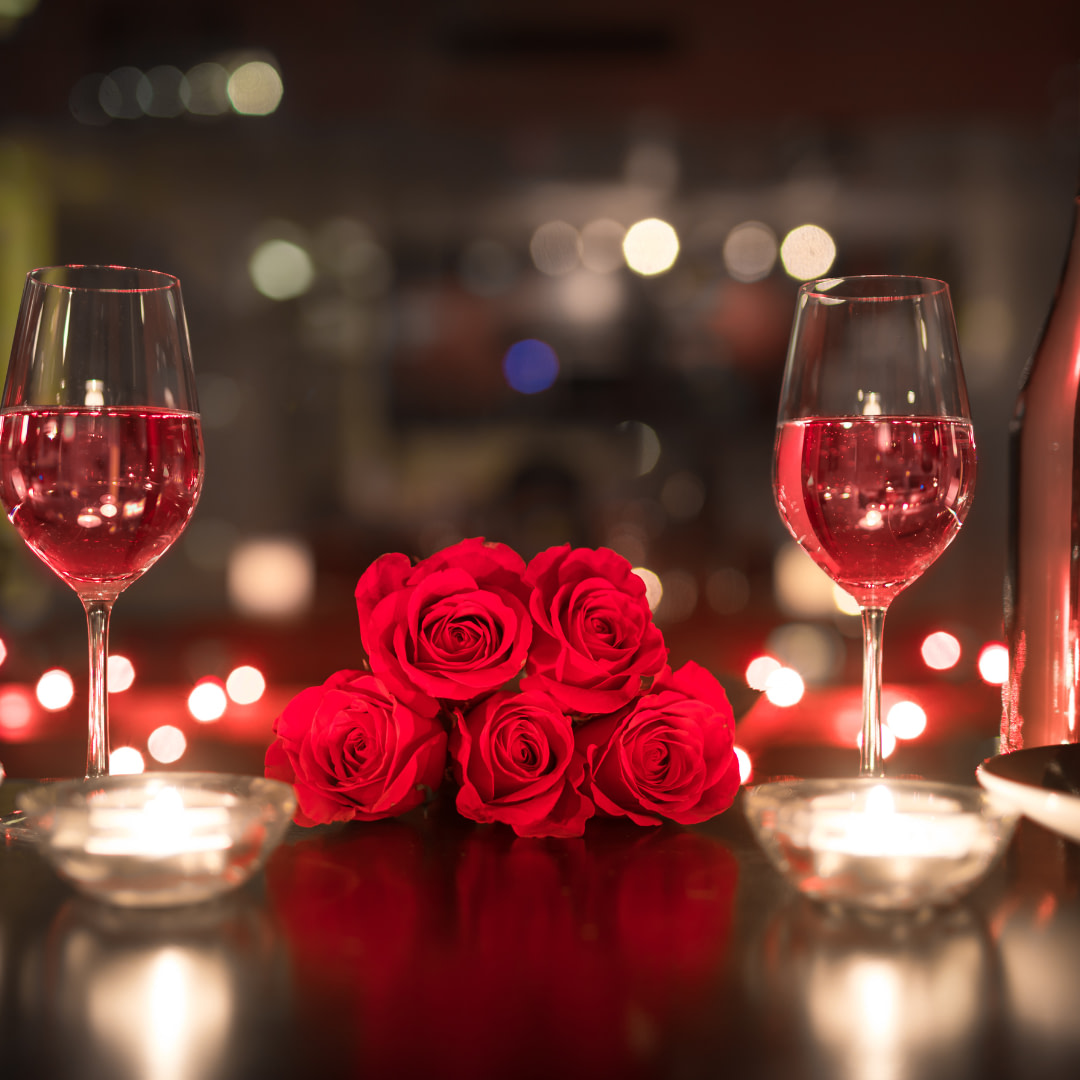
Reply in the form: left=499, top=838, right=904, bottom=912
left=3, top=780, right=1080, bottom=1080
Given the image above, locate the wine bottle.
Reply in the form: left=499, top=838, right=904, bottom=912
left=1003, top=193, right=1080, bottom=751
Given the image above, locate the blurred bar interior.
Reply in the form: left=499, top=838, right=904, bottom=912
left=0, top=0, right=1077, bottom=781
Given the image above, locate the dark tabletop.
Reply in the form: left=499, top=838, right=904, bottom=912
left=2, top=780, right=1079, bottom=1080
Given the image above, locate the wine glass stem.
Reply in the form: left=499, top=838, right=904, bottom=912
left=860, top=606, right=887, bottom=778
left=83, top=599, right=114, bottom=778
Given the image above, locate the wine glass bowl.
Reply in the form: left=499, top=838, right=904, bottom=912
left=773, top=275, right=974, bottom=777
left=0, top=266, right=204, bottom=777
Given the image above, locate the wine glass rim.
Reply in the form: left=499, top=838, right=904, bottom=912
left=800, top=274, right=950, bottom=302
left=27, top=265, right=181, bottom=294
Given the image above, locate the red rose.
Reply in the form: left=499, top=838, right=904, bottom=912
left=577, top=661, right=740, bottom=826
left=355, top=537, right=533, bottom=715
left=450, top=689, right=594, bottom=838
left=265, top=669, right=447, bottom=826
left=522, top=544, right=668, bottom=714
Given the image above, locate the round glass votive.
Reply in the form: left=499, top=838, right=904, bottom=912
left=18, top=772, right=296, bottom=908
left=742, top=778, right=1019, bottom=912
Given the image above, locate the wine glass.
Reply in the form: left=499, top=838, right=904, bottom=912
left=0, top=265, right=204, bottom=779
left=773, top=275, right=975, bottom=777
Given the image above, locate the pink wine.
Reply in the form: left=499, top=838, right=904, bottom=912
left=774, top=416, right=975, bottom=608
left=0, top=408, right=203, bottom=595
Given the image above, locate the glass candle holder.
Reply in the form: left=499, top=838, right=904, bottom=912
left=743, top=778, right=1019, bottom=912
left=18, top=773, right=296, bottom=908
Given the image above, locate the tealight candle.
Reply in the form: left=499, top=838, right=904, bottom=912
left=743, top=778, right=1019, bottom=911
left=807, top=783, right=983, bottom=861
left=18, top=773, right=295, bottom=908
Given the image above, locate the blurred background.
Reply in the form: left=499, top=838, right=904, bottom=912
left=0, top=0, right=1077, bottom=781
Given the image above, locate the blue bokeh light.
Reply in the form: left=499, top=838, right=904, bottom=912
left=502, top=338, right=559, bottom=394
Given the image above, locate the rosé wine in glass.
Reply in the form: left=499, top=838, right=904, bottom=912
left=774, top=415, right=975, bottom=609
left=0, top=407, right=202, bottom=591
left=0, top=265, right=203, bottom=780
left=773, top=275, right=973, bottom=777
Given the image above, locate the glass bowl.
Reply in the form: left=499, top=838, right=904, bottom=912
left=18, top=772, right=296, bottom=908
left=742, top=778, right=1019, bottom=912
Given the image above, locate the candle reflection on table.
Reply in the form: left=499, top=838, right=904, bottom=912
left=20, top=896, right=292, bottom=1080
left=751, top=900, right=1002, bottom=1080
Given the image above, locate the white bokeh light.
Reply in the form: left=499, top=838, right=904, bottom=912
left=227, top=537, right=315, bottom=619
left=226, top=665, right=266, bottom=704
left=780, top=224, right=837, bottom=280
left=249, top=238, right=315, bottom=300
left=110, top=746, right=146, bottom=775
left=746, top=655, right=781, bottom=691
left=886, top=700, right=928, bottom=740
left=723, top=221, right=778, bottom=282
left=147, top=725, right=188, bottom=765
left=36, top=669, right=74, bottom=711
left=632, top=567, right=663, bottom=612
left=188, top=681, right=228, bottom=723
left=765, top=666, right=805, bottom=707
left=978, top=643, right=1009, bottom=686
left=622, top=218, right=680, bottom=276
left=107, top=654, right=136, bottom=693
left=227, top=60, right=283, bottom=115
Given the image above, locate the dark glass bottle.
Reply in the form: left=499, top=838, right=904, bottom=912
left=1003, top=195, right=1080, bottom=751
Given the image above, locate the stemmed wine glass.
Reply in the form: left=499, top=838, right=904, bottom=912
left=773, top=275, right=975, bottom=777
left=0, top=265, right=204, bottom=779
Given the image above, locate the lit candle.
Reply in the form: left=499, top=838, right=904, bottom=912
left=84, top=785, right=233, bottom=858
left=808, top=783, right=983, bottom=860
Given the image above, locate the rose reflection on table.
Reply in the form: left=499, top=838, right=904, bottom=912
left=265, top=816, right=738, bottom=1079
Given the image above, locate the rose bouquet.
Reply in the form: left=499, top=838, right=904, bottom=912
left=265, top=538, right=741, bottom=838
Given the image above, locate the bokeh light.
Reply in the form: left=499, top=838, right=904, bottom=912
left=921, top=631, right=962, bottom=671
left=107, top=654, right=136, bottom=693
left=529, top=221, right=581, bottom=276
left=734, top=745, right=753, bottom=784
left=227, top=536, right=316, bottom=619
left=632, top=566, right=663, bottom=612
left=832, top=585, right=861, bottom=616
left=188, top=680, right=228, bottom=723
left=774, top=542, right=836, bottom=618
left=226, top=665, right=266, bottom=704
left=182, top=62, right=230, bottom=115
left=227, top=60, right=283, bottom=115
left=857, top=725, right=898, bottom=760
left=36, top=668, right=74, bottom=711
left=110, top=746, right=146, bottom=775
left=723, top=221, right=778, bottom=282
left=555, top=268, right=623, bottom=324
left=147, top=725, right=188, bottom=765
left=618, top=420, right=661, bottom=476
left=977, top=642, right=1009, bottom=686
left=767, top=622, right=843, bottom=684
left=746, top=655, right=781, bottom=691
left=502, top=338, right=559, bottom=394
left=249, top=237, right=315, bottom=300
left=780, top=224, right=837, bottom=280
left=0, top=688, right=33, bottom=736
left=99, top=66, right=146, bottom=120
left=0, top=637, right=7, bottom=666
left=580, top=218, right=626, bottom=273
left=886, top=700, right=928, bottom=740
left=765, top=666, right=805, bottom=707
left=622, top=218, right=680, bottom=276
left=140, top=65, right=188, bottom=118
